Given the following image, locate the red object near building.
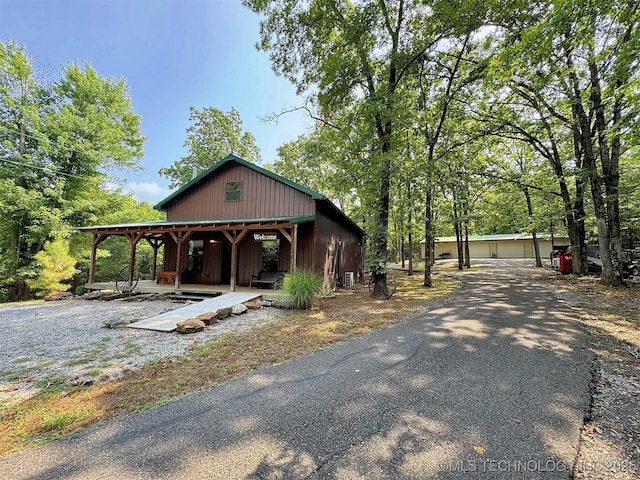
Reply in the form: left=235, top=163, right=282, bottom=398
left=558, top=252, right=573, bottom=274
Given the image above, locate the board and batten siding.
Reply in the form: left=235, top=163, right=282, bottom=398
left=166, top=163, right=316, bottom=221
left=314, top=210, right=363, bottom=281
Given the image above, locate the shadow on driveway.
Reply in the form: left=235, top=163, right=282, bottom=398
left=2, top=267, right=592, bottom=479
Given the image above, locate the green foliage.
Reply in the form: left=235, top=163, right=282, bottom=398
left=27, top=238, right=78, bottom=297
left=71, top=192, right=164, bottom=283
left=159, top=106, right=261, bottom=188
left=365, top=258, right=387, bottom=276
left=0, top=40, right=148, bottom=300
left=282, top=270, right=321, bottom=310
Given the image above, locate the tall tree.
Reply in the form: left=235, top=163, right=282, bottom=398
left=269, top=125, right=358, bottom=213
left=490, top=0, right=640, bottom=285
left=45, top=62, right=145, bottom=198
left=474, top=84, right=590, bottom=274
left=0, top=41, right=146, bottom=301
left=244, top=0, right=455, bottom=293
left=159, top=106, right=260, bottom=188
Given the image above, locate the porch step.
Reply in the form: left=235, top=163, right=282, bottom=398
left=172, top=289, right=223, bottom=300
left=167, top=294, right=211, bottom=301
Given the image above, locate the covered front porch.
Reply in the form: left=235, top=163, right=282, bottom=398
left=79, top=216, right=313, bottom=292
left=83, top=279, right=285, bottom=300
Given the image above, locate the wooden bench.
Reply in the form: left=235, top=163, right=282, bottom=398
left=157, top=271, right=177, bottom=284
left=249, top=270, right=285, bottom=289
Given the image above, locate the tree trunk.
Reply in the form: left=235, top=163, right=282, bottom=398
left=565, top=51, right=624, bottom=286
left=588, top=57, right=625, bottom=285
left=517, top=85, right=588, bottom=274
left=463, top=201, right=471, bottom=268
left=452, top=199, right=464, bottom=270
left=524, top=187, right=542, bottom=267
left=407, top=182, right=413, bottom=276
left=423, top=185, right=433, bottom=288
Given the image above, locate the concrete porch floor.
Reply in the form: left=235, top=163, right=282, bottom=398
left=83, top=280, right=286, bottom=301
left=84, top=280, right=289, bottom=332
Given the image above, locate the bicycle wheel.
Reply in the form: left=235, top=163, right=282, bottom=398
left=383, top=275, right=397, bottom=299
left=115, top=266, right=139, bottom=293
left=367, top=275, right=375, bottom=295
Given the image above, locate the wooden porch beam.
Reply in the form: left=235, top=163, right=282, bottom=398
left=174, top=230, right=194, bottom=289
left=278, top=226, right=292, bottom=243
left=125, top=232, right=146, bottom=287
left=220, top=227, right=251, bottom=292
left=88, top=233, right=109, bottom=284
left=221, top=229, right=234, bottom=244
left=145, top=238, right=165, bottom=281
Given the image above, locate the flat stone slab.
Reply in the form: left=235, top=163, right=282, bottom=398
left=128, top=292, right=261, bottom=332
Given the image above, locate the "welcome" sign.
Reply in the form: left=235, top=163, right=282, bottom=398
left=253, top=232, right=278, bottom=242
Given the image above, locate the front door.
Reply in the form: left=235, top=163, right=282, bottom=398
left=220, top=239, right=232, bottom=285
left=187, top=239, right=205, bottom=283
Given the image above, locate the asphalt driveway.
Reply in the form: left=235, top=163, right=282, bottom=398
left=1, top=265, right=592, bottom=479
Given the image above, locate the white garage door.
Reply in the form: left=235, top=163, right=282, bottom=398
left=469, top=242, right=491, bottom=258
left=497, top=241, right=525, bottom=258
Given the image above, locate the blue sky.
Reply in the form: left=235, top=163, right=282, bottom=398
left=0, top=0, right=312, bottom=203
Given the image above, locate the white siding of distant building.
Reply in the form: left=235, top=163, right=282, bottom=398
left=426, top=236, right=570, bottom=260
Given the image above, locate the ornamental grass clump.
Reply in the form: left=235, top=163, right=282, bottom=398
left=282, top=270, right=321, bottom=309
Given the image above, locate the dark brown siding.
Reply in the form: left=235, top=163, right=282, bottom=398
left=166, top=162, right=316, bottom=221
left=163, top=234, right=177, bottom=271
left=314, top=211, right=364, bottom=281
left=295, top=222, right=316, bottom=272
left=237, top=236, right=262, bottom=287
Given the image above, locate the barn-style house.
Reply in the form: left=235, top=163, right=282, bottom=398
left=81, top=154, right=364, bottom=291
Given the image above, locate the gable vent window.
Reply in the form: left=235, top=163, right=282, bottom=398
left=225, top=181, right=243, bottom=202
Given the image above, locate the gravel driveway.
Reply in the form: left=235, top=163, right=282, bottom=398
left=0, top=297, right=276, bottom=403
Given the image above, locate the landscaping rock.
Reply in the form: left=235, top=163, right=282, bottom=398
left=195, top=311, right=218, bottom=325
left=232, top=304, right=248, bottom=315
left=216, top=307, right=232, bottom=320
left=83, top=291, right=109, bottom=300
left=243, top=299, right=262, bottom=310
left=103, top=318, right=133, bottom=329
left=176, top=318, right=205, bottom=334
left=44, top=292, right=74, bottom=302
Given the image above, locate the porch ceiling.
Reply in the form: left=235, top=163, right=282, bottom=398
left=78, top=215, right=315, bottom=237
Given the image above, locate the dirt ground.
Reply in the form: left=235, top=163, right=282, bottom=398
left=521, top=268, right=640, bottom=479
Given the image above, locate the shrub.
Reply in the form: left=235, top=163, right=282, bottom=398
left=282, top=270, right=321, bottom=310
left=27, top=238, right=79, bottom=297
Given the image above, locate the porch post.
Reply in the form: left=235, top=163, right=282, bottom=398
left=174, top=233, right=183, bottom=289
left=230, top=240, right=237, bottom=292
left=173, top=230, right=194, bottom=289
left=290, top=224, right=298, bottom=272
left=88, top=234, right=98, bottom=284
left=146, top=238, right=164, bottom=281
left=127, top=233, right=144, bottom=287
left=222, top=228, right=250, bottom=293
left=128, top=240, right=137, bottom=286
left=88, top=233, right=107, bottom=284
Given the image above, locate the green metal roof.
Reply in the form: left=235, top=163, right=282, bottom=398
left=78, top=215, right=316, bottom=232
left=428, top=233, right=562, bottom=243
left=154, top=154, right=324, bottom=211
